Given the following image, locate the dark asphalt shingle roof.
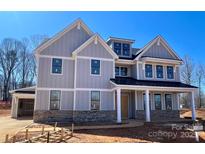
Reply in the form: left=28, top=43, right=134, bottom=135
left=110, top=77, right=197, bottom=88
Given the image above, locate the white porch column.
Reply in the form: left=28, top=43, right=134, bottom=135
left=117, top=88, right=121, bottom=123
left=145, top=89, right=151, bottom=122
left=177, top=93, right=180, bottom=110
left=191, top=91, right=196, bottom=121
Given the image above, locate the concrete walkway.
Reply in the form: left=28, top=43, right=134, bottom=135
left=0, top=116, right=33, bottom=142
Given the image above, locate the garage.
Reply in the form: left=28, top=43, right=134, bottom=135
left=10, top=86, right=36, bottom=118
left=18, top=99, right=34, bottom=117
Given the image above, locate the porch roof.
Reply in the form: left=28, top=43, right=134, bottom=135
left=110, top=77, right=197, bottom=89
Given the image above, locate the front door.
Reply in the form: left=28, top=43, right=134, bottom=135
left=121, top=95, right=129, bottom=119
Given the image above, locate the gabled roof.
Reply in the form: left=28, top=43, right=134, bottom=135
left=35, top=18, right=93, bottom=55
left=9, top=86, right=36, bottom=94
left=72, top=33, right=118, bottom=59
left=134, top=35, right=182, bottom=61
left=107, top=36, right=135, bottom=44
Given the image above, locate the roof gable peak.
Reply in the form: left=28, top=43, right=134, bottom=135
left=35, top=18, right=93, bottom=55
left=135, top=35, right=182, bottom=61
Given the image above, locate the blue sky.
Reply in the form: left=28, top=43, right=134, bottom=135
left=0, top=11, right=205, bottom=62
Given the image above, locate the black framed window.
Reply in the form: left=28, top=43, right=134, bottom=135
left=167, top=66, right=174, bottom=79
left=121, top=67, right=128, bottom=76
left=113, top=42, right=121, bottom=55
left=156, top=65, right=163, bottom=78
left=154, top=94, right=162, bottom=110
left=145, top=64, right=153, bottom=78
left=115, top=67, right=120, bottom=76
left=165, top=94, right=172, bottom=110
left=122, top=43, right=130, bottom=56
left=91, top=59, right=100, bottom=75
left=50, top=90, right=61, bottom=110
left=52, top=58, right=62, bottom=74
left=91, top=91, right=100, bottom=111
left=115, top=67, right=128, bottom=76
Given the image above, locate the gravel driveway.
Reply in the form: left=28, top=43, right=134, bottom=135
left=0, top=116, right=33, bottom=142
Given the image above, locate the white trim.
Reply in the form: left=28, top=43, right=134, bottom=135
left=115, top=59, right=135, bottom=65
left=141, top=57, right=182, bottom=65
left=35, top=19, right=93, bottom=54
left=107, top=37, right=135, bottom=44
left=72, top=34, right=118, bottom=59
left=50, top=58, right=63, bottom=76
left=113, top=91, right=115, bottom=110
left=77, top=56, right=113, bottom=62
left=37, top=54, right=74, bottom=60
left=110, top=81, right=196, bottom=92
left=145, top=89, right=150, bottom=122
left=76, top=88, right=113, bottom=92
left=12, top=93, right=35, bottom=99
left=9, top=86, right=36, bottom=93
left=90, top=59, right=101, bottom=76
left=191, top=91, right=196, bottom=120
left=116, top=88, right=122, bottom=123
left=135, top=91, right=138, bottom=110
left=73, top=57, right=77, bottom=110
left=136, top=62, right=139, bottom=79
left=112, top=61, right=115, bottom=78
left=37, top=87, right=113, bottom=92
left=37, top=87, right=74, bottom=91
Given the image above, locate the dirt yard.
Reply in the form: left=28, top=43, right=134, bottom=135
left=0, top=101, right=11, bottom=117
left=181, top=109, right=205, bottom=120
left=9, top=122, right=205, bottom=143
left=0, top=101, right=33, bottom=143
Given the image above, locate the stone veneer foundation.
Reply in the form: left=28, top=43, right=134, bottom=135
left=135, top=110, right=180, bottom=121
left=33, top=110, right=116, bottom=123
left=34, top=110, right=180, bottom=123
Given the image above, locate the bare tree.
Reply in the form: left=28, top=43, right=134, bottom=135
left=180, top=55, right=195, bottom=108
left=0, top=38, right=22, bottom=101
left=29, top=34, right=48, bottom=81
left=195, top=63, right=205, bottom=108
left=181, top=55, right=195, bottom=85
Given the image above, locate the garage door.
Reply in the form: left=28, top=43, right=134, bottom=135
left=18, top=99, right=34, bottom=117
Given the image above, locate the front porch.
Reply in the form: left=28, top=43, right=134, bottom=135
left=111, top=77, right=198, bottom=123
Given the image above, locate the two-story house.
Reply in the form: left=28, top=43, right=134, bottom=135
left=11, top=19, right=197, bottom=123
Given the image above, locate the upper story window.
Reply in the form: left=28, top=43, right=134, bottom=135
left=52, top=58, right=62, bottom=74
left=50, top=90, right=61, bottom=110
left=145, top=64, right=153, bottom=78
left=91, top=91, right=100, bottom=111
left=167, top=66, right=174, bottom=79
left=91, top=59, right=100, bottom=75
left=122, top=43, right=130, bottom=56
left=114, top=42, right=121, bottom=55
left=156, top=65, right=163, bottom=78
left=115, top=67, right=128, bottom=77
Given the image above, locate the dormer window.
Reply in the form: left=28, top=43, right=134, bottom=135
left=122, top=43, right=130, bottom=56
left=114, top=42, right=121, bottom=55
